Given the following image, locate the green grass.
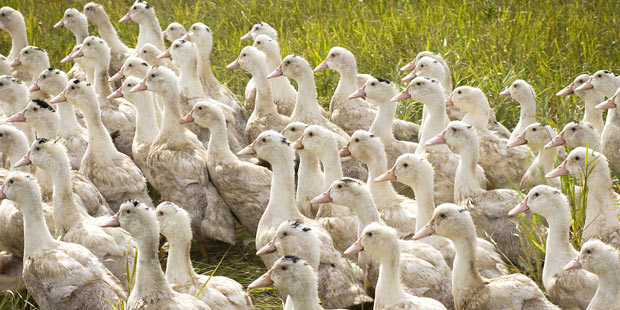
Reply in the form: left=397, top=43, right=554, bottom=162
left=1, top=0, right=619, bottom=309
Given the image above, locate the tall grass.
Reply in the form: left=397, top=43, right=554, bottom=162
left=1, top=0, right=619, bottom=309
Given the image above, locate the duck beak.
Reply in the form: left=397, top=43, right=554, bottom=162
left=29, top=80, right=40, bottom=92
left=248, top=268, right=274, bottom=289
left=107, top=88, right=124, bottom=99
left=339, top=142, right=351, bottom=157
left=50, top=89, right=68, bottom=103
left=109, top=71, right=125, bottom=82
left=348, top=85, right=366, bottom=100
left=60, top=53, right=74, bottom=64
left=508, top=196, right=529, bottom=216
left=9, top=58, right=21, bottom=68
left=563, top=257, right=583, bottom=271
left=595, top=95, right=617, bottom=109
left=556, top=85, right=573, bottom=96
left=256, top=235, right=278, bottom=256
left=292, top=135, right=304, bottom=150
left=240, top=31, right=253, bottom=41
left=157, top=49, right=171, bottom=59
left=401, top=71, right=416, bottom=83
left=119, top=13, right=131, bottom=23
left=343, top=236, right=364, bottom=255
left=545, top=131, right=566, bottom=149
left=266, top=65, right=283, bottom=79
left=506, top=131, right=527, bottom=148
left=6, top=110, right=26, bottom=123
left=310, top=189, right=332, bottom=204
left=130, top=80, right=148, bottom=93
left=71, top=49, right=84, bottom=59
left=237, top=140, right=257, bottom=156
left=54, top=19, right=64, bottom=28
left=391, top=89, right=411, bottom=101
left=445, top=93, right=454, bottom=106
left=313, top=60, right=328, bottom=72
left=546, top=159, right=569, bottom=178
left=13, top=150, right=31, bottom=168
left=499, top=89, right=511, bottom=97
left=425, top=130, right=447, bottom=146
left=225, top=57, right=240, bottom=69
left=400, top=60, right=415, bottom=72
left=411, top=219, right=435, bottom=240
left=375, top=165, right=397, bottom=182
left=180, top=110, right=195, bottom=124
left=181, top=33, right=191, bottom=41
left=100, top=210, right=121, bottom=227
left=575, top=78, right=593, bottom=92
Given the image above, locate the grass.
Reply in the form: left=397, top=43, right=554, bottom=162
left=1, top=0, right=619, bottom=309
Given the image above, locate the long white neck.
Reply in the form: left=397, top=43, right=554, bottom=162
left=263, top=49, right=281, bottom=71
left=7, top=138, right=29, bottom=169
left=454, top=144, right=485, bottom=203
left=158, top=85, right=187, bottom=139
left=331, top=65, right=358, bottom=113
left=206, top=117, right=236, bottom=162
left=460, top=106, right=489, bottom=132
left=136, top=15, right=164, bottom=52
left=8, top=21, right=28, bottom=60
left=178, top=56, right=206, bottom=101
left=511, top=97, right=537, bottom=141
left=132, top=228, right=175, bottom=300
left=165, top=236, right=196, bottom=285
left=582, top=93, right=605, bottom=135
left=195, top=42, right=219, bottom=92
left=417, top=94, right=450, bottom=153
left=265, top=151, right=301, bottom=221
left=21, top=197, right=56, bottom=257
left=451, top=228, right=484, bottom=303
left=56, top=102, right=83, bottom=135
left=93, top=17, right=129, bottom=53
left=92, top=55, right=114, bottom=98
left=30, top=115, right=59, bottom=140
left=296, top=150, right=323, bottom=204
left=250, top=62, right=278, bottom=115
left=291, top=73, right=323, bottom=119
left=48, top=154, right=88, bottom=234
left=369, top=99, right=396, bottom=140
left=364, top=151, right=400, bottom=202
left=72, top=26, right=88, bottom=44
left=289, top=284, right=322, bottom=310
left=353, top=197, right=382, bottom=237
left=409, top=180, right=435, bottom=232
left=375, top=248, right=408, bottom=306
left=80, top=98, right=119, bottom=157
left=76, top=59, right=95, bottom=84
left=317, top=146, right=343, bottom=189
left=542, top=211, right=578, bottom=286
left=583, top=168, right=620, bottom=241
left=591, top=260, right=620, bottom=308
left=130, top=94, right=159, bottom=144
left=538, top=145, right=558, bottom=173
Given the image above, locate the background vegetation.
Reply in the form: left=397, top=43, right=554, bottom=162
left=1, top=0, right=619, bottom=309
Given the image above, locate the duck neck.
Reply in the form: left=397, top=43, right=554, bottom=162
left=418, top=95, right=450, bottom=152
left=93, top=17, right=128, bottom=53
left=77, top=60, right=95, bottom=84
left=538, top=145, right=558, bottom=172
left=263, top=49, right=281, bottom=72
left=353, top=197, right=382, bottom=237
left=332, top=66, right=358, bottom=111
left=81, top=98, right=118, bottom=156
left=454, top=144, right=485, bottom=202
left=593, top=260, right=620, bottom=306
left=7, top=139, right=29, bottom=170
left=296, top=150, right=323, bottom=199
left=159, top=86, right=186, bottom=138
left=584, top=168, right=620, bottom=239
left=582, top=93, right=605, bottom=133
left=375, top=249, right=408, bottom=305
left=196, top=43, right=219, bottom=91
left=165, top=236, right=197, bottom=285
left=72, top=27, right=88, bottom=44
left=364, top=152, right=400, bottom=202
left=251, top=63, right=278, bottom=115
left=56, top=102, right=82, bottom=134
left=8, top=21, right=28, bottom=60
left=131, top=95, right=159, bottom=144
left=136, top=14, right=164, bottom=51
left=451, top=229, right=485, bottom=300
left=266, top=151, right=301, bottom=220
left=289, top=286, right=321, bottom=310
left=542, top=212, right=577, bottom=286
left=178, top=56, right=206, bottom=100
left=461, top=107, right=489, bottom=132
left=31, top=116, right=59, bottom=140
left=133, top=228, right=175, bottom=300
left=291, top=73, right=322, bottom=119
left=49, top=155, right=87, bottom=234
left=411, top=180, right=435, bottom=232
left=21, top=197, right=56, bottom=257
left=369, top=99, right=396, bottom=140
left=92, top=56, right=114, bottom=97
left=317, top=147, right=343, bottom=187
left=206, top=118, right=236, bottom=161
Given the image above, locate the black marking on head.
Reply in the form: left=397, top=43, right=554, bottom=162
left=32, top=99, right=55, bottom=112
left=369, top=134, right=375, bottom=138
left=131, top=200, right=139, bottom=207
left=258, top=22, right=265, bottom=26
left=340, top=177, right=360, bottom=185
left=283, top=255, right=300, bottom=264
left=375, top=77, right=391, bottom=84
left=280, top=137, right=290, bottom=146
left=180, top=39, right=186, bottom=44
left=302, top=227, right=311, bottom=232
left=37, top=137, right=49, bottom=144
left=72, top=79, right=80, bottom=84
left=459, top=209, right=467, bottom=213
left=33, top=47, right=44, bottom=52
left=47, top=67, right=54, bottom=71
left=603, top=70, right=611, bottom=74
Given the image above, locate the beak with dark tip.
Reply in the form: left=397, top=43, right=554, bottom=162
left=0, top=184, right=5, bottom=200
left=157, top=49, right=171, bottom=59
left=445, top=93, right=454, bottom=106
left=596, top=95, right=617, bottom=109
left=310, top=189, right=332, bottom=204
left=556, top=85, right=573, bottom=96
left=563, top=257, right=583, bottom=271
left=266, top=65, right=283, bottom=79
left=29, top=80, right=40, bottom=92
left=109, top=71, right=125, bottom=82
left=53, top=19, right=64, bottom=28
left=499, top=89, right=511, bottom=97
left=6, top=110, right=26, bottom=123
left=508, top=196, right=530, bottom=216
left=9, top=58, right=21, bottom=68
left=546, top=160, right=569, bottom=178
left=50, top=90, right=68, bottom=103
left=348, top=85, right=366, bottom=100
left=119, top=13, right=131, bottom=23
left=425, top=130, right=447, bottom=146
left=391, top=89, right=411, bottom=101
left=343, top=236, right=364, bottom=255
left=130, top=80, right=148, bottom=93
left=411, top=219, right=435, bottom=240
left=313, top=61, right=328, bottom=72
left=339, top=142, right=351, bottom=157
left=256, top=235, right=277, bottom=256
left=575, top=79, right=594, bottom=92
left=375, top=165, right=397, bottom=182
left=107, top=88, right=124, bottom=100
left=292, top=135, right=304, bottom=150
left=506, top=131, right=527, bottom=148
left=13, top=151, right=31, bottom=168
left=545, top=132, right=566, bottom=149
left=180, top=110, right=195, bottom=124
left=240, top=31, right=253, bottom=41
left=400, top=61, right=415, bottom=72
left=401, top=71, right=416, bottom=83
left=237, top=140, right=257, bottom=156
left=226, top=57, right=240, bottom=69
left=100, top=210, right=121, bottom=227
left=248, top=269, right=274, bottom=289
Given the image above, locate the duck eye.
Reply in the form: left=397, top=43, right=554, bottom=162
left=67, top=14, right=72, bottom=18
left=242, top=53, right=247, bottom=57
left=597, top=74, right=602, bottom=78
left=174, top=44, right=179, bottom=48
left=127, top=83, right=132, bottom=87
left=143, top=50, right=147, bottom=53
left=42, top=75, right=46, bottom=79
left=256, top=41, right=261, bottom=45
left=416, top=82, right=421, bottom=86
left=337, top=184, right=342, bottom=189
left=283, top=232, right=288, bottom=236
left=8, top=180, right=13, bottom=184
left=370, top=82, right=375, bottom=86
left=572, top=127, right=577, bottom=132
left=86, top=43, right=90, bottom=46
left=420, top=64, right=424, bottom=67
left=439, top=213, right=446, bottom=219
left=33, top=108, right=38, bottom=112
left=579, top=79, right=583, bottom=83
left=451, top=127, right=457, bottom=132
left=575, top=156, right=580, bottom=161
left=354, top=138, right=359, bottom=142
left=261, top=138, right=266, bottom=143
left=126, top=210, right=131, bottom=214
left=159, top=211, right=164, bottom=215
left=290, top=128, right=295, bottom=132
left=281, top=266, right=287, bottom=271
left=71, top=86, right=75, bottom=90
left=133, top=6, right=137, bottom=9
left=308, top=132, right=314, bottom=137
left=151, top=74, right=155, bottom=78
left=513, top=84, right=518, bottom=88
left=366, top=232, right=373, bottom=237
left=0, top=83, right=3, bottom=86
left=24, top=51, right=28, bottom=55
left=0, top=133, right=3, bottom=137
left=532, top=128, right=537, bottom=132
left=403, top=163, right=408, bottom=168
left=457, top=90, right=462, bottom=94
left=534, top=193, right=539, bottom=197
left=285, top=61, right=290, bottom=65
left=198, top=106, right=203, bottom=110
left=585, top=249, right=592, bottom=254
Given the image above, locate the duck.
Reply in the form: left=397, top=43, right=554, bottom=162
left=316, top=179, right=454, bottom=308
left=227, top=45, right=289, bottom=142
left=557, top=74, right=606, bottom=136
left=0, top=7, right=29, bottom=81
left=131, top=66, right=236, bottom=244
left=376, top=153, right=509, bottom=278
left=591, top=84, right=620, bottom=176
left=182, top=101, right=270, bottom=236
left=10, top=46, right=49, bottom=88
left=507, top=123, right=562, bottom=191
left=0, top=55, right=10, bottom=75
left=509, top=185, right=598, bottom=310
left=413, top=203, right=560, bottom=310
left=163, top=22, right=186, bottom=42
left=1, top=171, right=126, bottom=309
left=156, top=201, right=253, bottom=309
left=427, top=121, right=524, bottom=263
left=341, top=131, right=417, bottom=236
left=249, top=255, right=332, bottom=310
left=72, top=36, right=138, bottom=158
left=500, top=79, right=538, bottom=142
left=0, top=75, right=36, bottom=141
left=239, top=21, right=278, bottom=111
left=183, top=23, right=248, bottom=145
left=61, top=43, right=95, bottom=84
left=563, top=239, right=620, bottom=310
left=546, top=147, right=620, bottom=249
left=109, top=56, right=150, bottom=81
left=17, top=138, right=136, bottom=285
left=252, top=34, right=297, bottom=116
left=449, top=86, right=533, bottom=189
left=83, top=2, right=131, bottom=75
left=137, top=43, right=179, bottom=73
left=119, top=1, right=165, bottom=52
left=346, top=223, right=448, bottom=310
left=53, top=8, right=89, bottom=82
left=108, top=76, right=158, bottom=182
left=101, top=200, right=210, bottom=310
left=350, top=77, right=418, bottom=168
left=238, top=130, right=372, bottom=308
left=51, top=79, right=151, bottom=211
left=29, top=68, right=88, bottom=169
left=545, top=121, right=600, bottom=151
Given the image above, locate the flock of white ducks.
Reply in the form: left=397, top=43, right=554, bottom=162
left=0, top=2, right=618, bottom=310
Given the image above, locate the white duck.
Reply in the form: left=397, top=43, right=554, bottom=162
left=0, top=75, right=35, bottom=141
left=563, top=239, right=620, bottom=310
left=500, top=79, right=538, bottom=142
left=545, top=121, right=600, bottom=151
left=137, top=43, right=179, bottom=73
left=156, top=201, right=253, bottom=310
left=10, top=46, right=49, bottom=89
left=109, top=56, right=150, bottom=82
left=51, top=79, right=151, bottom=211
left=315, top=179, right=453, bottom=308
left=509, top=185, right=597, bottom=310
left=239, top=21, right=278, bottom=111
left=346, top=223, right=448, bottom=310
left=449, top=86, right=532, bottom=189
left=591, top=84, right=620, bottom=176
left=227, top=45, right=289, bottom=142
left=119, top=1, right=165, bottom=52
left=0, top=7, right=28, bottom=80
left=427, top=121, right=524, bottom=263
left=101, top=200, right=210, bottom=310
left=0, top=55, right=10, bottom=75
left=546, top=147, right=620, bottom=249
left=61, top=43, right=94, bottom=84
left=557, top=74, right=605, bottom=136
left=376, top=153, right=509, bottom=278
left=53, top=8, right=89, bottom=82
left=1, top=171, right=126, bottom=309
left=507, top=123, right=562, bottom=191
left=83, top=2, right=131, bottom=74
left=182, top=101, right=270, bottom=236
left=131, top=66, right=236, bottom=244
left=238, top=130, right=372, bottom=308
left=413, top=203, right=560, bottom=310
left=163, top=22, right=186, bottom=42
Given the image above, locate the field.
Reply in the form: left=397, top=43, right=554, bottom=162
left=1, top=0, right=619, bottom=309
